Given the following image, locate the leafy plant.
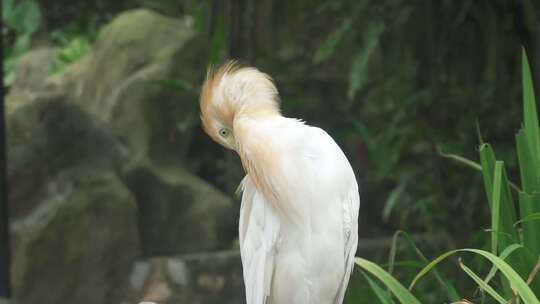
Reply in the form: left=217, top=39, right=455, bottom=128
left=2, top=0, right=42, bottom=85
left=48, top=19, right=109, bottom=74
left=310, top=0, right=524, bottom=234
left=50, top=36, right=91, bottom=74
left=353, top=50, right=540, bottom=303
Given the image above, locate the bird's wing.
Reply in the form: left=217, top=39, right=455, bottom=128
left=238, top=176, right=280, bottom=304
left=334, top=182, right=360, bottom=303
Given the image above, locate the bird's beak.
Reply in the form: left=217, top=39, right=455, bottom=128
left=226, top=135, right=237, bottom=151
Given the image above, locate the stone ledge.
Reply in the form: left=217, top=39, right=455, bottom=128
left=127, top=250, right=244, bottom=304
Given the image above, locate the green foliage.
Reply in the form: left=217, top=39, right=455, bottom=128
left=310, top=0, right=523, bottom=233
left=2, top=0, right=42, bottom=85
left=354, top=50, right=540, bottom=304
left=208, top=10, right=226, bottom=65
left=313, top=18, right=352, bottom=64
left=347, top=21, right=384, bottom=100
left=49, top=19, right=106, bottom=74
left=51, top=36, right=91, bottom=74
left=3, top=0, right=105, bottom=84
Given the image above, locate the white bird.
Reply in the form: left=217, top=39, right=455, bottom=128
left=200, top=61, right=360, bottom=304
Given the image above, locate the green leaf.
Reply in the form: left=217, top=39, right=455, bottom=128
left=208, top=11, right=225, bottom=64
left=480, top=143, right=497, bottom=205
left=518, top=194, right=540, bottom=259
left=516, top=129, right=538, bottom=194
left=479, top=147, right=518, bottom=249
left=313, top=18, right=352, bottom=64
left=439, top=147, right=520, bottom=192
left=348, top=21, right=385, bottom=100
left=382, top=178, right=408, bottom=222
left=21, top=0, right=41, bottom=34
left=438, top=147, right=482, bottom=171
left=491, top=161, right=503, bottom=254
left=522, top=0, right=538, bottom=33
left=514, top=212, right=540, bottom=227
left=6, top=0, right=41, bottom=34
left=476, top=119, right=484, bottom=144
left=356, top=257, right=422, bottom=304
left=2, top=0, right=14, bottom=21
left=522, top=48, right=540, bottom=178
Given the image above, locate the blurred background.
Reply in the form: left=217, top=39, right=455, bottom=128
left=2, top=0, right=539, bottom=303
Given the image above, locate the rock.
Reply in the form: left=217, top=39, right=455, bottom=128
left=5, top=11, right=238, bottom=304
left=6, top=47, right=56, bottom=113
left=124, top=164, right=236, bottom=256
left=126, top=251, right=244, bottom=304
left=52, top=8, right=207, bottom=169
left=43, top=9, right=237, bottom=254
left=7, top=97, right=126, bottom=218
left=7, top=97, right=140, bottom=304
left=10, top=171, right=140, bottom=304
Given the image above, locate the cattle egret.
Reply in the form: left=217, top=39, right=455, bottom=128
left=200, top=61, right=360, bottom=304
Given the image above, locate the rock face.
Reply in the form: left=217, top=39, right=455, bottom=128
left=7, top=48, right=56, bottom=104
left=7, top=98, right=140, bottom=304
left=7, top=98, right=125, bottom=217
left=125, top=165, right=236, bottom=256
left=45, top=9, right=236, bottom=255
left=126, top=250, right=244, bottom=304
left=6, top=8, right=240, bottom=304
left=11, top=171, right=140, bottom=304
left=54, top=8, right=207, bottom=168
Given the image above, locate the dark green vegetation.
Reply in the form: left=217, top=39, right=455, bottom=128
left=355, top=51, right=540, bottom=303
left=3, top=0, right=540, bottom=303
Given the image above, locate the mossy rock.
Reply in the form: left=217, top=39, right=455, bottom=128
left=127, top=251, right=244, bottom=304
left=124, top=164, right=236, bottom=256
left=7, top=97, right=125, bottom=218
left=54, top=8, right=208, bottom=169
left=11, top=171, right=140, bottom=304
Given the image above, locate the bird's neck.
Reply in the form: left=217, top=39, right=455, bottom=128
left=233, top=111, right=284, bottom=207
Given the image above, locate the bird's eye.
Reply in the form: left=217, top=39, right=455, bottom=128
left=219, top=128, right=230, bottom=138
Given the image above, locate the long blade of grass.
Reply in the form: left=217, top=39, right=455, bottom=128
left=438, top=147, right=482, bottom=171
left=516, top=129, right=538, bottom=193
left=522, top=48, right=540, bottom=177
left=458, top=258, right=507, bottom=304
left=480, top=144, right=496, bottom=206
left=491, top=161, right=503, bottom=254
left=409, top=249, right=539, bottom=304
left=517, top=193, right=540, bottom=257
left=520, top=48, right=540, bottom=296
left=383, top=178, right=408, bottom=223
left=356, top=258, right=422, bottom=304
left=439, top=147, right=521, bottom=192
left=516, top=131, right=540, bottom=257
left=514, top=212, right=540, bottom=226
left=479, top=148, right=519, bottom=247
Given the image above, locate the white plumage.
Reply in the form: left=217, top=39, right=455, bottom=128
left=200, top=62, right=360, bottom=304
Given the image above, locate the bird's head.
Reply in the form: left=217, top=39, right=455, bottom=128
left=200, top=61, right=280, bottom=150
